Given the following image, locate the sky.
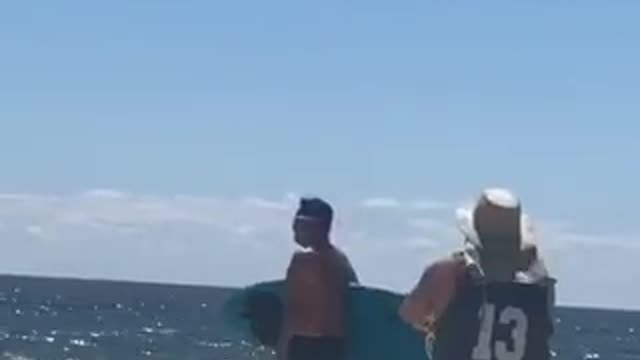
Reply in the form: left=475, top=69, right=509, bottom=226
left=0, top=1, right=639, bottom=310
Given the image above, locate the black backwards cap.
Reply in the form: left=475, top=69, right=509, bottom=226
left=295, top=197, right=333, bottom=227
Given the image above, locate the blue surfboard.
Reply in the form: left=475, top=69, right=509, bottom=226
left=221, top=279, right=429, bottom=360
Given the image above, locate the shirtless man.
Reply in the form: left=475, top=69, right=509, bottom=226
left=400, top=188, right=556, bottom=360
left=278, top=197, right=358, bottom=360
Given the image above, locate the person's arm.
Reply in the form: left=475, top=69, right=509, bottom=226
left=334, top=249, right=359, bottom=285
left=399, top=264, right=436, bottom=331
left=345, top=258, right=359, bottom=285
left=398, top=258, right=461, bottom=332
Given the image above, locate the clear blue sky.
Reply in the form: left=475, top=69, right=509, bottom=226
left=1, top=1, right=639, bottom=309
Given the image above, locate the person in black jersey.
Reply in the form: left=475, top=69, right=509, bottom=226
left=278, top=197, right=359, bottom=360
left=399, top=188, right=556, bottom=360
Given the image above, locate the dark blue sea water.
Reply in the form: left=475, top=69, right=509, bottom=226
left=1, top=275, right=639, bottom=360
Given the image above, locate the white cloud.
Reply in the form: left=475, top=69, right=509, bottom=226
left=82, top=189, right=129, bottom=199
left=242, top=196, right=292, bottom=211
left=26, top=225, right=44, bottom=236
left=360, top=197, right=401, bottom=208
left=233, top=224, right=256, bottom=236
left=408, top=200, right=452, bottom=211
left=407, top=217, right=452, bottom=233
left=540, top=225, right=640, bottom=251
left=404, top=237, right=439, bottom=249
left=0, top=190, right=639, bottom=309
left=360, top=198, right=453, bottom=212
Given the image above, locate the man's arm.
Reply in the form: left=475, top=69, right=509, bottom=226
left=345, top=258, right=359, bottom=285
left=398, top=258, right=461, bottom=332
left=334, top=249, right=358, bottom=285
left=399, top=264, right=435, bottom=330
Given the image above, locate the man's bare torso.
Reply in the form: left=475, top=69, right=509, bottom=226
left=286, top=246, right=357, bottom=337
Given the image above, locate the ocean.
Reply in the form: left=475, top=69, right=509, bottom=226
left=0, top=275, right=638, bottom=360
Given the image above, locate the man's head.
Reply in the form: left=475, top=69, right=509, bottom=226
left=473, top=188, right=522, bottom=244
left=471, top=188, right=523, bottom=281
left=292, top=197, right=333, bottom=249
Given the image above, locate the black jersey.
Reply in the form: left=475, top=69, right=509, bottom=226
left=432, top=271, right=553, bottom=360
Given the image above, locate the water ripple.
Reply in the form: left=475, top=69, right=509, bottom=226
left=3, top=276, right=640, bottom=360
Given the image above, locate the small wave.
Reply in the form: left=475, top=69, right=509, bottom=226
left=1, top=352, right=35, bottom=360
left=139, top=326, right=178, bottom=336
left=618, top=348, right=640, bottom=359
left=196, top=340, right=233, bottom=348
left=69, top=338, right=93, bottom=347
left=141, top=349, right=153, bottom=357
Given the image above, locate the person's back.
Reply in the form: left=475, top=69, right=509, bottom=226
left=280, top=197, right=358, bottom=360
left=432, top=268, right=553, bottom=360
left=400, top=188, right=555, bottom=360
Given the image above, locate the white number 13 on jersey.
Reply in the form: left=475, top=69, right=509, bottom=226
left=472, top=304, right=528, bottom=360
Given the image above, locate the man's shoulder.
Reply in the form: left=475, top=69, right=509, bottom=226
left=287, top=247, right=357, bottom=283
left=425, top=254, right=467, bottom=276
left=291, top=250, right=313, bottom=259
left=287, top=251, right=320, bottom=280
left=289, top=250, right=320, bottom=266
left=288, top=250, right=315, bottom=268
left=290, top=247, right=344, bottom=258
left=289, top=248, right=346, bottom=267
left=331, top=246, right=353, bottom=262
